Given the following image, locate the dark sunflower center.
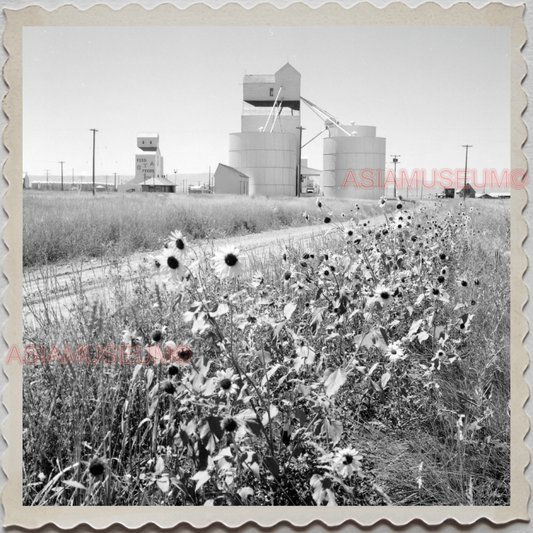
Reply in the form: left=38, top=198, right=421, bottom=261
left=176, top=239, right=185, bottom=250
left=432, top=288, right=440, bottom=295
left=461, top=280, right=468, bottom=287
left=89, top=461, right=104, bottom=476
left=220, top=378, right=232, bottom=390
left=344, top=455, right=353, bottom=464
left=167, top=256, right=179, bottom=269
left=155, top=260, right=161, bottom=268
left=225, top=253, right=238, bottom=267
left=380, top=291, right=390, bottom=300
left=223, top=417, right=238, bottom=432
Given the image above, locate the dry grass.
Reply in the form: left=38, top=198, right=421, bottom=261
left=23, top=191, right=382, bottom=268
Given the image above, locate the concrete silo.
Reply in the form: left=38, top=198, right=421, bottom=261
left=322, top=125, right=386, bottom=199
left=227, top=63, right=300, bottom=197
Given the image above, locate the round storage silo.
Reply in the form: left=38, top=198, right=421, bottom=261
left=322, top=125, right=386, bottom=200
left=229, top=132, right=297, bottom=196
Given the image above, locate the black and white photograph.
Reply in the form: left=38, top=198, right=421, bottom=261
left=2, top=1, right=529, bottom=528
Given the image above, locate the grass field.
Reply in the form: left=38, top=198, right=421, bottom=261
left=23, top=191, right=382, bottom=268
left=22, top=196, right=510, bottom=506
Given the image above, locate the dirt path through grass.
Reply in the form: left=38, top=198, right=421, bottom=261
left=22, top=206, right=409, bottom=329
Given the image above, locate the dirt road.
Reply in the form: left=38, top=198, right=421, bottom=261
left=23, top=206, right=403, bottom=329
left=22, top=221, right=339, bottom=328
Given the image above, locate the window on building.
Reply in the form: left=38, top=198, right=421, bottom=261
left=270, top=88, right=274, bottom=97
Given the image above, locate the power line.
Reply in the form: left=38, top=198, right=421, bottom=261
left=462, top=144, right=473, bottom=202
left=58, top=161, right=65, bottom=191
left=391, top=155, right=401, bottom=198
left=90, top=129, right=98, bottom=197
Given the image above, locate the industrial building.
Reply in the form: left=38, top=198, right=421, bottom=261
left=118, top=133, right=175, bottom=193
left=322, top=124, right=386, bottom=199
left=228, top=63, right=300, bottom=196
left=213, top=164, right=250, bottom=195
left=224, top=63, right=386, bottom=199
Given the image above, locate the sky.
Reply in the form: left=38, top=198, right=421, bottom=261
left=23, top=26, right=510, bottom=190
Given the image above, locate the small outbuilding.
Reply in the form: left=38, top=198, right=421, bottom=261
left=458, top=183, right=476, bottom=198
left=141, top=176, right=176, bottom=193
left=213, top=164, right=250, bottom=195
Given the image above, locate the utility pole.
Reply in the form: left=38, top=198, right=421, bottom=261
left=462, top=145, right=472, bottom=201
left=114, top=173, right=117, bottom=191
left=72, top=168, right=74, bottom=188
left=90, top=128, right=98, bottom=196
left=44, top=169, right=50, bottom=190
left=391, top=155, right=400, bottom=198
left=209, top=165, right=211, bottom=192
left=173, top=169, right=177, bottom=192
left=58, top=161, right=65, bottom=191
left=296, top=126, right=305, bottom=197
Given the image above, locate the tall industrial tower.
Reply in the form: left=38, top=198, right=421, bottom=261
left=135, top=133, right=164, bottom=184
left=229, top=63, right=301, bottom=196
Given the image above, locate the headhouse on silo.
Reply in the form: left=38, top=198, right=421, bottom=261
left=227, top=63, right=300, bottom=196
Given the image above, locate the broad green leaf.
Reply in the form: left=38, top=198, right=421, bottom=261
left=191, top=470, right=211, bottom=492
left=408, top=319, right=423, bottom=337
left=209, top=302, right=229, bottom=318
left=418, top=331, right=430, bottom=343
left=381, top=371, right=391, bottom=390
left=296, top=345, right=316, bottom=366
left=294, top=408, right=307, bottom=426
left=284, top=302, right=297, bottom=320
left=261, top=404, right=279, bottom=426
left=156, top=475, right=170, bottom=493
left=154, top=456, right=165, bottom=475
left=324, top=418, right=343, bottom=445
left=201, top=377, right=217, bottom=397
left=238, top=487, right=254, bottom=501
left=324, top=367, right=347, bottom=397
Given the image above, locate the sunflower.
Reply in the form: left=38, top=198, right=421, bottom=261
left=167, top=230, right=188, bottom=256
left=212, top=246, right=244, bottom=279
left=160, top=248, right=186, bottom=280
left=333, top=447, right=363, bottom=478
left=374, top=284, right=393, bottom=306
left=386, top=341, right=405, bottom=362
left=379, top=197, right=387, bottom=208
left=160, top=379, right=176, bottom=395
left=344, top=227, right=355, bottom=239
left=221, top=416, right=239, bottom=433
left=89, top=457, right=106, bottom=478
left=215, top=369, right=239, bottom=398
